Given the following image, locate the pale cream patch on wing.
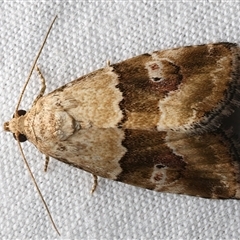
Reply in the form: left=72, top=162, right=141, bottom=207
left=150, top=165, right=184, bottom=193
left=58, top=67, right=123, bottom=129
left=45, top=128, right=127, bottom=180
left=145, top=59, right=168, bottom=81
left=157, top=85, right=200, bottom=131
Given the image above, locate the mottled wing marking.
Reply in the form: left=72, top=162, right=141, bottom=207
left=49, top=128, right=126, bottom=179
left=118, top=129, right=240, bottom=199
left=156, top=43, right=240, bottom=131
left=113, top=43, right=240, bottom=132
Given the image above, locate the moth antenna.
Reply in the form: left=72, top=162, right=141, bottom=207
left=16, top=135, right=60, bottom=235
left=14, top=16, right=60, bottom=235
left=14, top=15, right=57, bottom=116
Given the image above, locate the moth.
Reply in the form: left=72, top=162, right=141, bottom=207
left=3, top=17, right=240, bottom=234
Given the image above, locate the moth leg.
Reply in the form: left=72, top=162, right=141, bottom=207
left=90, top=174, right=98, bottom=194
left=106, top=60, right=111, bottom=67
left=44, top=155, right=50, bottom=172
left=33, top=66, right=46, bottom=105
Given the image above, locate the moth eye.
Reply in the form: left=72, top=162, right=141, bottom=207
left=11, top=110, right=27, bottom=142
left=156, top=164, right=165, bottom=169
left=18, top=109, right=27, bottom=116
left=12, top=109, right=27, bottom=118
left=13, top=133, right=27, bottom=142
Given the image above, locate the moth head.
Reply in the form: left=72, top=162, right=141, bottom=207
left=3, top=109, right=27, bottom=142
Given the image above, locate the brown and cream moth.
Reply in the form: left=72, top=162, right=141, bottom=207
left=4, top=42, right=240, bottom=199
left=3, top=17, right=240, bottom=233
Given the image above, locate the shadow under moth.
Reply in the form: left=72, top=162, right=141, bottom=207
left=3, top=17, right=240, bottom=234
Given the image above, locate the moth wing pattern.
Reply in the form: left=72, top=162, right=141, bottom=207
left=5, top=42, right=240, bottom=199
left=113, top=42, right=240, bottom=132
left=118, top=129, right=240, bottom=199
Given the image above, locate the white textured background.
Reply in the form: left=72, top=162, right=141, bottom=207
left=1, top=1, right=240, bottom=240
